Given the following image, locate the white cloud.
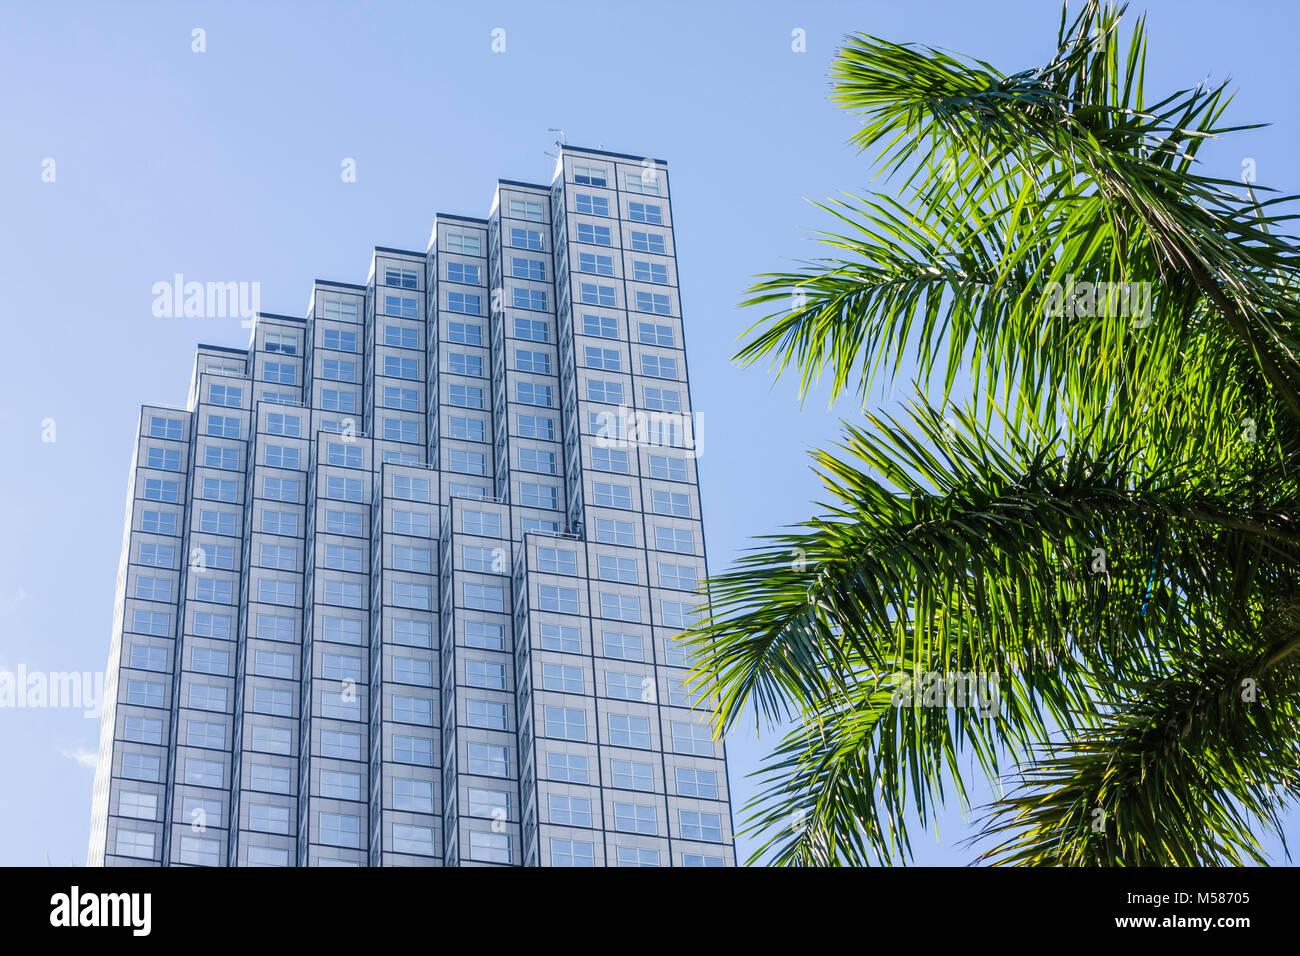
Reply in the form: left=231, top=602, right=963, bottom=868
left=61, top=746, right=98, bottom=770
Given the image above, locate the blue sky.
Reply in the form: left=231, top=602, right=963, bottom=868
left=1, top=0, right=1297, bottom=866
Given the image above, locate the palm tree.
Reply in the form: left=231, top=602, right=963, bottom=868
left=687, top=0, right=1300, bottom=865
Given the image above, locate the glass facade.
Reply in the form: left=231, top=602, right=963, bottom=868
left=87, top=146, right=734, bottom=867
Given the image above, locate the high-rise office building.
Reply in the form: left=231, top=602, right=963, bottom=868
left=86, top=145, right=735, bottom=867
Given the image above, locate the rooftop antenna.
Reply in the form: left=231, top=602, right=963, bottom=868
left=545, top=128, right=567, bottom=161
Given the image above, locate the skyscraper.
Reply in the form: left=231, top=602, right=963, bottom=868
left=86, top=145, right=735, bottom=867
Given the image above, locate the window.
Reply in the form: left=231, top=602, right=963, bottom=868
left=266, top=412, right=302, bottom=437
left=633, top=260, right=670, bottom=285
left=382, top=418, right=420, bottom=443
left=462, top=510, right=501, bottom=536
left=511, top=257, right=545, bottom=280
left=519, top=448, right=557, bottom=475
left=651, top=490, right=691, bottom=517
left=322, top=299, right=358, bottom=321
left=539, top=584, right=580, bottom=614
left=582, top=314, right=618, bottom=338
left=122, top=753, right=161, bottom=781
left=517, top=414, right=554, bottom=440
left=575, top=193, right=610, bottom=216
left=586, top=379, right=624, bottom=405
left=602, top=631, right=644, bottom=661
left=675, top=767, right=719, bottom=798
left=448, top=449, right=486, bottom=475
left=658, top=562, right=698, bottom=591
left=392, top=581, right=431, bottom=610
left=134, top=576, right=173, bottom=602
left=599, top=592, right=640, bottom=622
left=467, top=699, right=507, bottom=730
left=576, top=222, right=612, bottom=245
left=448, top=416, right=487, bottom=441
left=118, top=790, right=158, bottom=821
left=393, top=734, right=433, bottom=766
left=572, top=163, right=607, bottom=186
left=628, top=201, right=663, bottom=224
left=611, top=759, right=654, bottom=792
left=516, top=382, right=553, bottom=407
left=205, top=414, right=240, bottom=439
left=384, top=267, right=418, bottom=289
left=509, top=227, right=543, bottom=250
left=466, top=742, right=509, bottom=777
left=393, top=695, right=433, bottom=725
left=447, top=291, right=481, bottom=315
left=125, top=681, right=164, bottom=712
left=115, top=830, right=154, bottom=859
left=514, top=317, right=549, bottom=342
left=514, top=349, right=551, bottom=374
left=384, top=355, right=420, bottom=380
left=141, top=510, right=177, bottom=535
left=263, top=361, right=297, bottom=385
left=539, top=623, right=580, bottom=653
left=594, top=518, right=635, bottom=546
left=644, top=387, right=682, bottom=412
left=322, top=580, right=361, bottom=608
left=448, top=321, right=482, bottom=345
left=207, top=384, right=243, bottom=407
left=608, top=713, right=651, bottom=749
left=446, top=261, right=481, bottom=285
left=578, top=252, right=614, bottom=276
left=548, top=794, right=593, bottom=827
left=542, top=663, right=584, bottom=694
left=194, top=578, right=233, bottom=603
left=508, top=197, right=544, bottom=221
left=393, top=619, right=433, bottom=648
left=464, top=621, right=505, bottom=650
left=598, top=555, right=638, bottom=583
left=679, top=810, right=724, bottom=842
left=320, top=812, right=362, bottom=848
left=448, top=384, right=484, bottom=409
left=546, top=752, right=590, bottom=783
left=467, top=659, right=506, bottom=690
left=591, top=448, right=630, bottom=474
left=671, top=720, right=715, bottom=756
left=630, top=231, right=666, bottom=254
left=649, top=454, right=688, bottom=481
left=511, top=286, right=548, bottom=312
left=579, top=282, right=617, bottom=307
left=635, top=291, right=673, bottom=315
left=322, top=328, right=358, bottom=352
left=143, top=478, right=181, bottom=502
left=613, top=802, right=657, bottom=835
left=384, top=295, right=419, bottom=319
left=536, top=547, right=577, bottom=575
left=584, top=346, right=621, bottom=371
left=131, top=610, right=171, bottom=637
left=551, top=839, right=595, bottom=867
left=321, top=358, right=358, bottom=383
left=149, top=416, right=184, bottom=440
left=394, top=510, right=431, bottom=535
left=616, top=846, right=661, bottom=867
left=384, top=324, right=420, bottom=350
left=544, top=705, right=586, bottom=741
left=447, top=232, right=482, bottom=255
left=640, top=354, right=678, bottom=379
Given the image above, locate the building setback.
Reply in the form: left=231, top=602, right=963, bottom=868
left=86, top=145, right=735, bottom=867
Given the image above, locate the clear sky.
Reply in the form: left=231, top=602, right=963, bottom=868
left=1, top=0, right=1296, bottom=866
